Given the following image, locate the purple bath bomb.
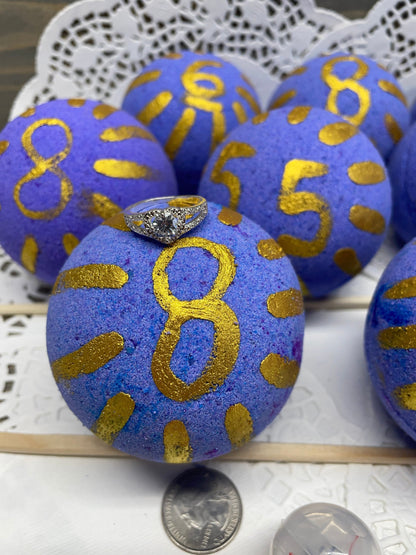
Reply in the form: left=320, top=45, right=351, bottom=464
left=268, top=52, right=410, bottom=159
left=122, top=51, right=261, bottom=194
left=199, top=107, right=391, bottom=297
left=46, top=202, right=305, bottom=462
left=0, top=99, right=177, bottom=284
left=365, top=239, right=416, bottom=442
left=388, top=122, right=416, bottom=243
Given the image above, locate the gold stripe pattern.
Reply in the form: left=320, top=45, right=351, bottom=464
left=349, top=205, right=385, bottom=235
left=225, top=403, right=253, bottom=448
left=286, top=66, right=307, bottom=78
left=287, top=106, right=311, bottom=125
left=93, top=392, right=135, bottom=444
left=93, top=159, right=154, bottom=180
left=236, top=86, right=261, bottom=114
left=383, top=277, right=416, bottom=299
left=51, top=331, right=124, bottom=382
left=163, top=420, right=192, bottom=463
left=257, top=239, right=285, bottom=260
left=137, top=91, right=173, bottom=125
left=164, top=107, right=196, bottom=160
left=378, top=325, right=416, bottom=350
left=92, top=104, right=117, bottom=120
left=267, top=289, right=304, bottom=318
left=126, top=70, right=162, bottom=94
left=53, top=264, right=129, bottom=294
left=20, top=107, right=35, bottom=118
left=84, top=192, right=121, bottom=220
left=232, top=101, right=248, bottom=124
left=318, top=122, right=358, bottom=145
left=218, top=206, right=242, bottom=226
left=68, top=99, right=86, bottom=107
left=384, top=113, right=403, bottom=144
left=62, top=233, right=80, bottom=255
left=378, top=79, right=407, bottom=105
left=21, top=235, right=39, bottom=273
left=0, top=141, right=9, bottom=155
left=333, top=247, right=362, bottom=276
left=260, top=353, right=300, bottom=388
left=100, top=126, right=155, bottom=142
left=348, top=162, right=386, bottom=185
left=269, top=90, right=297, bottom=110
left=252, top=112, right=269, bottom=125
left=101, top=212, right=130, bottom=232
left=394, top=383, right=416, bottom=410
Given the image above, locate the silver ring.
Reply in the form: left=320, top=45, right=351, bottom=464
left=123, top=195, right=208, bottom=245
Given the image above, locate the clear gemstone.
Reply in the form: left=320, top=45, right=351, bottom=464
left=150, top=211, right=180, bottom=240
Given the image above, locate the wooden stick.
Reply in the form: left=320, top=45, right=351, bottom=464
left=0, top=296, right=372, bottom=316
left=0, top=432, right=415, bottom=464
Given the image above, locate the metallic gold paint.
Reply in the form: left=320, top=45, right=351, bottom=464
left=378, top=325, right=416, bottom=350
left=164, top=108, right=197, bottom=160
left=267, top=289, right=304, bottom=318
left=225, top=403, right=253, bottom=448
left=151, top=237, right=240, bottom=402
left=378, top=80, right=407, bottom=106
left=82, top=192, right=121, bottom=220
left=333, top=247, right=362, bottom=276
left=137, top=91, right=173, bottom=125
left=236, top=86, right=261, bottom=114
left=232, top=101, right=248, bottom=124
left=93, top=392, right=135, bottom=444
left=0, top=141, right=9, bottom=155
left=210, top=141, right=256, bottom=210
left=53, top=264, right=129, bottom=294
left=67, top=99, right=86, bottom=107
left=126, top=70, right=161, bottom=94
left=101, top=212, right=130, bottom=232
left=383, top=277, right=416, bottom=299
left=349, top=205, right=385, bottom=235
left=99, top=125, right=155, bottom=142
left=252, top=113, right=269, bottom=125
left=20, top=107, right=35, bottom=118
left=270, top=89, right=297, bottom=110
left=348, top=161, right=386, bottom=185
left=21, top=235, right=39, bottom=273
left=92, top=104, right=118, bottom=120
left=260, top=353, right=300, bottom=388
left=93, top=159, right=154, bottom=180
left=218, top=206, right=242, bottom=227
left=321, top=55, right=370, bottom=126
left=51, top=331, right=125, bottom=382
left=14, top=118, right=73, bottom=220
left=318, top=122, right=358, bottom=145
left=277, top=159, right=331, bottom=257
left=394, top=383, right=416, bottom=411
left=62, top=233, right=80, bottom=255
left=384, top=113, right=403, bottom=144
left=163, top=420, right=193, bottom=463
left=287, top=106, right=311, bottom=125
left=257, top=239, right=285, bottom=260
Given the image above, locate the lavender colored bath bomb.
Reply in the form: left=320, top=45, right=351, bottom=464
left=46, top=202, right=305, bottom=462
left=0, top=99, right=177, bottom=284
left=122, top=51, right=261, bottom=195
left=365, top=239, right=416, bottom=442
left=199, top=107, right=391, bottom=297
left=388, top=122, right=416, bottom=243
left=268, top=52, right=410, bottom=159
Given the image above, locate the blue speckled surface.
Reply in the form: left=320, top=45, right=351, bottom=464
left=199, top=107, right=391, bottom=297
left=46, top=202, right=305, bottom=462
left=0, top=99, right=177, bottom=284
left=122, top=51, right=260, bottom=194
left=365, top=239, right=416, bottom=441
left=268, top=52, right=410, bottom=160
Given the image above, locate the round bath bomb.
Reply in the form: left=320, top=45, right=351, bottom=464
left=122, top=51, right=261, bottom=194
left=199, top=107, right=391, bottom=297
left=46, top=202, right=305, bottom=462
left=0, top=99, right=177, bottom=284
left=268, top=52, right=410, bottom=159
left=365, top=239, right=416, bottom=441
left=388, top=122, right=416, bottom=243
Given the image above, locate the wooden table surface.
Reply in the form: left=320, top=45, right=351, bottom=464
left=0, top=0, right=375, bottom=129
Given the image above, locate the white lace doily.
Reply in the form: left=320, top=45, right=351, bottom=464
left=3, top=2, right=416, bottom=553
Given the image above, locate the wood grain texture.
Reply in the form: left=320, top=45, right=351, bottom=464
left=0, top=1, right=372, bottom=128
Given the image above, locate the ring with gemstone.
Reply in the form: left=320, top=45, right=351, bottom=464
left=123, top=195, right=208, bottom=245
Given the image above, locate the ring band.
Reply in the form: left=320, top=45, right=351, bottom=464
left=123, top=195, right=208, bottom=245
